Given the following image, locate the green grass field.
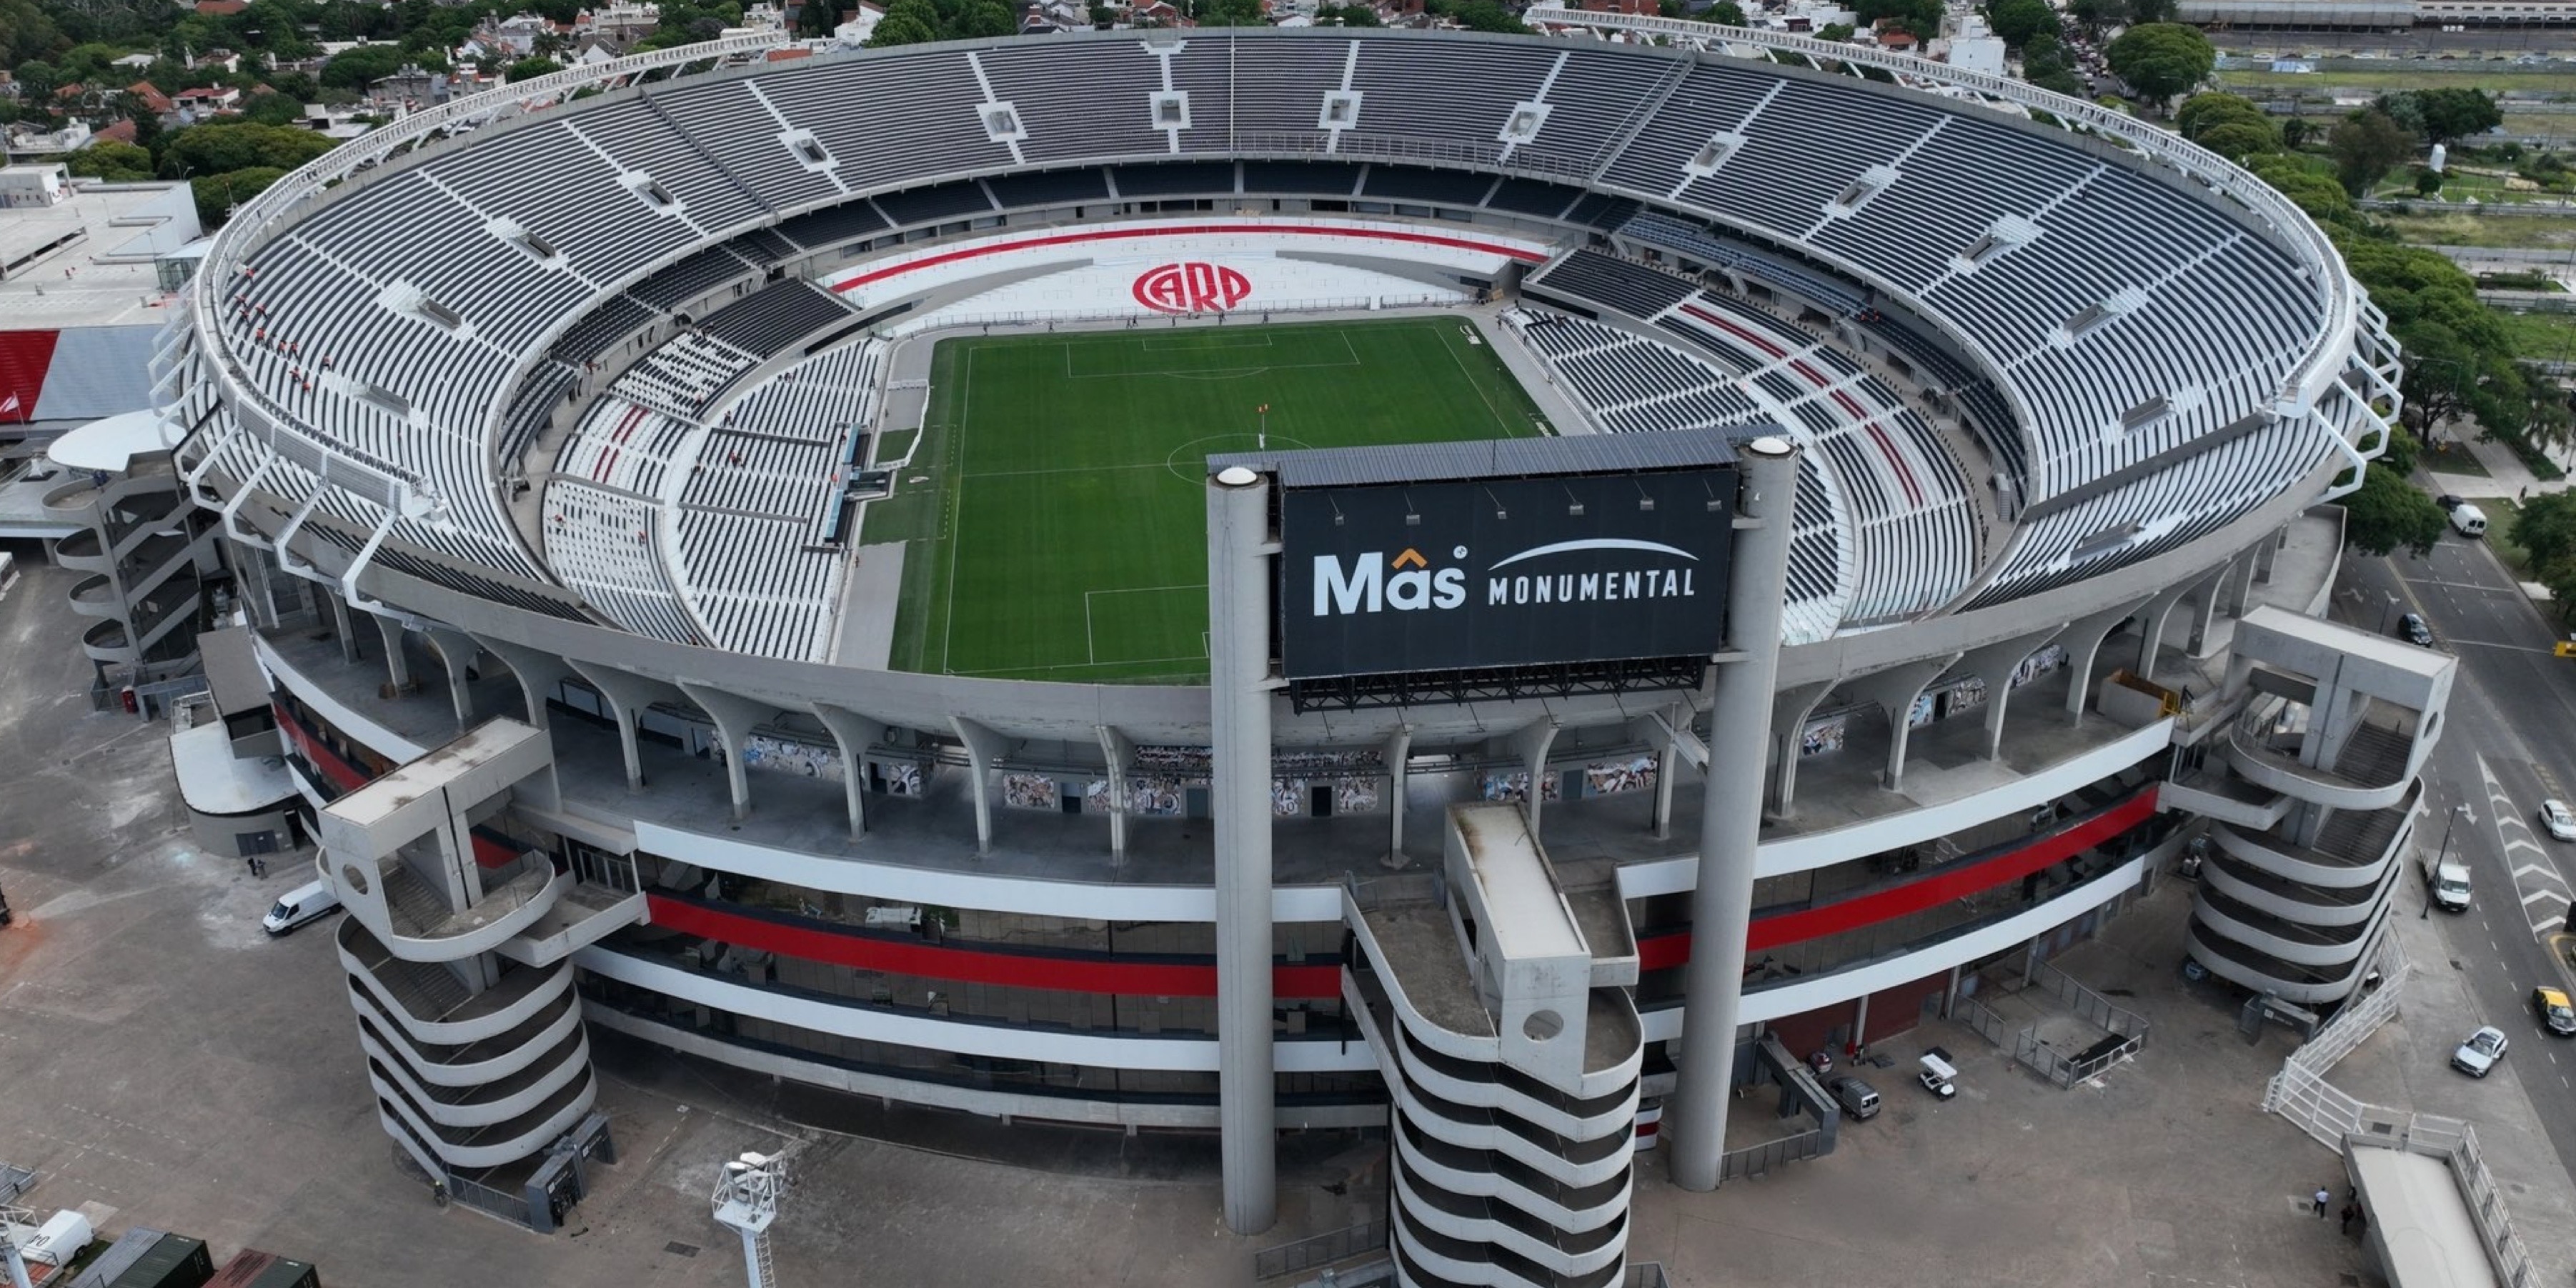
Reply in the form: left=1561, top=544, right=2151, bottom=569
left=862, top=316, right=1550, bottom=684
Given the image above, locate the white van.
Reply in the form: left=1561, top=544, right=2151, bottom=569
left=2450, top=502, right=2487, bottom=538
left=262, top=879, right=342, bottom=936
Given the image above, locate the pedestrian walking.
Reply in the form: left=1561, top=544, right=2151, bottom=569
left=2312, top=1187, right=2330, bottom=1217
left=2339, top=1203, right=2356, bottom=1233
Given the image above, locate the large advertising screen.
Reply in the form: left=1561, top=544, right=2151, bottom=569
left=1280, top=468, right=1734, bottom=679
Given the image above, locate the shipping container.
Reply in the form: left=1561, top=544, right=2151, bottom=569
left=70, top=1231, right=213, bottom=1288
left=202, top=1251, right=316, bottom=1288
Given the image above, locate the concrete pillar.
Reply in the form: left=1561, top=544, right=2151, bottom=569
left=2059, top=597, right=2149, bottom=721
left=1668, top=435, right=1799, bottom=1193
left=2133, top=589, right=2184, bottom=679
left=1651, top=704, right=1684, bottom=839
left=950, top=716, right=1013, bottom=856
left=812, top=704, right=886, bottom=840
left=2184, top=567, right=2227, bottom=657
left=328, top=590, right=360, bottom=664
left=1097, top=724, right=1135, bottom=862
left=1848, top=654, right=1956, bottom=794
left=1957, top=629, right=2062, bottom=763
left=2254, top=525, right=2281, bottom=584
left=420, top=627, right=480, bottom=729
left=680, top=682, right=777, bottom=823
left=1766, top=680, right=1836, bottom=817
left=475, top=636, right=574, bottom=731
left=2222, top=550, right=2259, bottom=618
left=1383, top=727, right=1413, bottom=867
left=1207, top=464, right=1276, bottom=1234
left=567, top=662, right=672, bottom=792
left=369, top=612, right=412, bottom=692
left=1508, top=717, right=1558, bottom=836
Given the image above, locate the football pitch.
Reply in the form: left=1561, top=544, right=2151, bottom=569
left=865, top=316, right=1551, bottom=684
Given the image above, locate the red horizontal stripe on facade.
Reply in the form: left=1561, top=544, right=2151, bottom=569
left=274, top=703, right=369, bottom=792
left=646, top=894, right=1344, bottom=1000
left=1635, top=787, right=2159, bottom=972
left=831, top=223, right=1548, bottom=292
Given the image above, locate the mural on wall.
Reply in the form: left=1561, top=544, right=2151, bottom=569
left=1583, top=757, right=1656, bottom=797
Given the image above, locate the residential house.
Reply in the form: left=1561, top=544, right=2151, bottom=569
left=831, top=3, right=884, bottom=43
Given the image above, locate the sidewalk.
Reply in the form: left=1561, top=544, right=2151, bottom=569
left=2424, top=422, right=2571, bottom=502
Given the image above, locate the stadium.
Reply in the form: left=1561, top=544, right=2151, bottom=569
left=144, top=11, right=2411, bottom=1285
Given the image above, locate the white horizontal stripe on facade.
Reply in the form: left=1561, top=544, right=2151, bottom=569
left=575, top=945, right=1379, bottom=1073
left=1621, top=717, right=2173, bottom=897
left=1637, top=854, right=2147, bottom=1041
left=635, top=820, right=1347, bottom=922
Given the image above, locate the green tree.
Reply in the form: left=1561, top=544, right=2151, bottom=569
left=865, top=11, right=937, bottom=44
left=2177, top=91, right=2269, bottom=142
left=1700, top=0, right=1748, bottom=21
left=2517, top=489, right=2576, bottom=571
left=2418, top=87, right=2502, bottom=146
left=2335, top=466, right=2446, bottom=559
left=504, top=56, right=560, bottom=82
left=2415, top=167, right=2443, bottom=196
left=2104, top=23, right=2214, bottom=109
left=319, top=44, right=408, bottom=89
left=1984, top=0, right=2057, bottom=48
left=2329, top=108, right=2413, bottom=196
left=2021, top=34, right=2084, bottom=96
left=159, top=121, right=337, bottom=179
left=67, top=137, right=153, bottom=181
left=1316, top=2, right=1381, bottom=21
left=242, top=91, right=307, bottom=126
left=189, top=164, right=285, bottom=228
left=1855, top=0, right=1942, bottom=36
left=1429, top=0, right=1530, bottom=32
left=1817, top=21, right=1856, bottom=39
left=2197, top=121, right=2278, bottom=161
left=795, top=0, right=838, bottom=36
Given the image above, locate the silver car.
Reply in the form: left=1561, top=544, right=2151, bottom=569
left=2541, top=800, right=2576, bottom=843
left=2452, top=1026, right=2509, bottom=1078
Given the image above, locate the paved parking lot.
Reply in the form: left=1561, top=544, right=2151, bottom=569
left=0, top=556, right=2568, bottom=1286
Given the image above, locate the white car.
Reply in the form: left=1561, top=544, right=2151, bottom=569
left=2542, top=800, right=2576, bottom=843
left=2452, top=1026, right=2510, bottom=1078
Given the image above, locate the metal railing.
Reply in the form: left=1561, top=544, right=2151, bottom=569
left=1952, top=955, right=2148, bottom=1089
left=389, top=1142, right=541, bottom=1230
left=2024, top=953, right=2151, bottom=1041
left=1253, top=1218, right=1388, bottom=1280
left=1719, top=1125, right=1827, bottom=1179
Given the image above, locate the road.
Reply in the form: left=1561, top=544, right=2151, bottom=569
left=2339, top=528, right=2576, bottom=1184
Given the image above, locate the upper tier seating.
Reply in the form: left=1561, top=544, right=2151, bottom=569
left=198, top=30, right=2346, bottom=647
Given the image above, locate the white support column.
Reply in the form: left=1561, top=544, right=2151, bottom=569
left=1098, top=724, right=1135, bottom=862
left=421, top=626, right=481, bottom=729
left=1383, top=726, right=1413, bottom=867
left=1766, top=679, right=1836, bottom=818
left=950, top=715, right=1014, bottom=857
left=567, top=662, right=675, bottom=792
left=2132, top=584, right=2191, bottom=680
left=2059, top=597, right=2149, bottom=721
left=327, top=589, right=361, bottom=664
left=814, top=704, right=886, bottom=841
left=680, top=682, right=778, bottom=824
left=1956, top=629, right=2063, bottom=763
left=1848, top=654, right=1957, bottom=794
left=475, top=635, right=573, bottom=730
left=1668, top=436, right=1799, bottom=1193
left=1207, top=464, right=1276, bottom=1235
left=369, top=611, right=412, bottom=693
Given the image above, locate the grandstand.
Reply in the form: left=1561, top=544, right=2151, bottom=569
left=157, top=21, right=2403, bottom=1285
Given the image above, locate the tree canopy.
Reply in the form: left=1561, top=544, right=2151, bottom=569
left=1854, top=0, right=1943, bottom=38
left=66, top=138, right=152, bottom=181
left=2373, top=88, right=2501, bottom=147
left=2329, top=108, right=2414, bottom=196
left=1983, top=0, right=2057, bottom=48
left=159, top=121, right=337, bottom=179
left=2103, top=23, right=2214, bottom=108
left=2335, top=466, right=2447, bottom=559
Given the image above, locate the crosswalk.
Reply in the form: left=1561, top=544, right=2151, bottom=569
left=2478, top=754, right=2574, bottom=937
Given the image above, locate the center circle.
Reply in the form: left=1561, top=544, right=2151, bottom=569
left=1163, top=433, right=1314, bottom=484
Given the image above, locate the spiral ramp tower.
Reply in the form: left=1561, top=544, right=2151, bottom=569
left=314, top=719, right=646, bottom=1206
left=2169, top=606, right=2457, bottom=1008
left=1346, top=804, right=1643, bottom=1288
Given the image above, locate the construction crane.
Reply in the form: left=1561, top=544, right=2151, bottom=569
left=710, top=1144, right=798, bottom=1288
